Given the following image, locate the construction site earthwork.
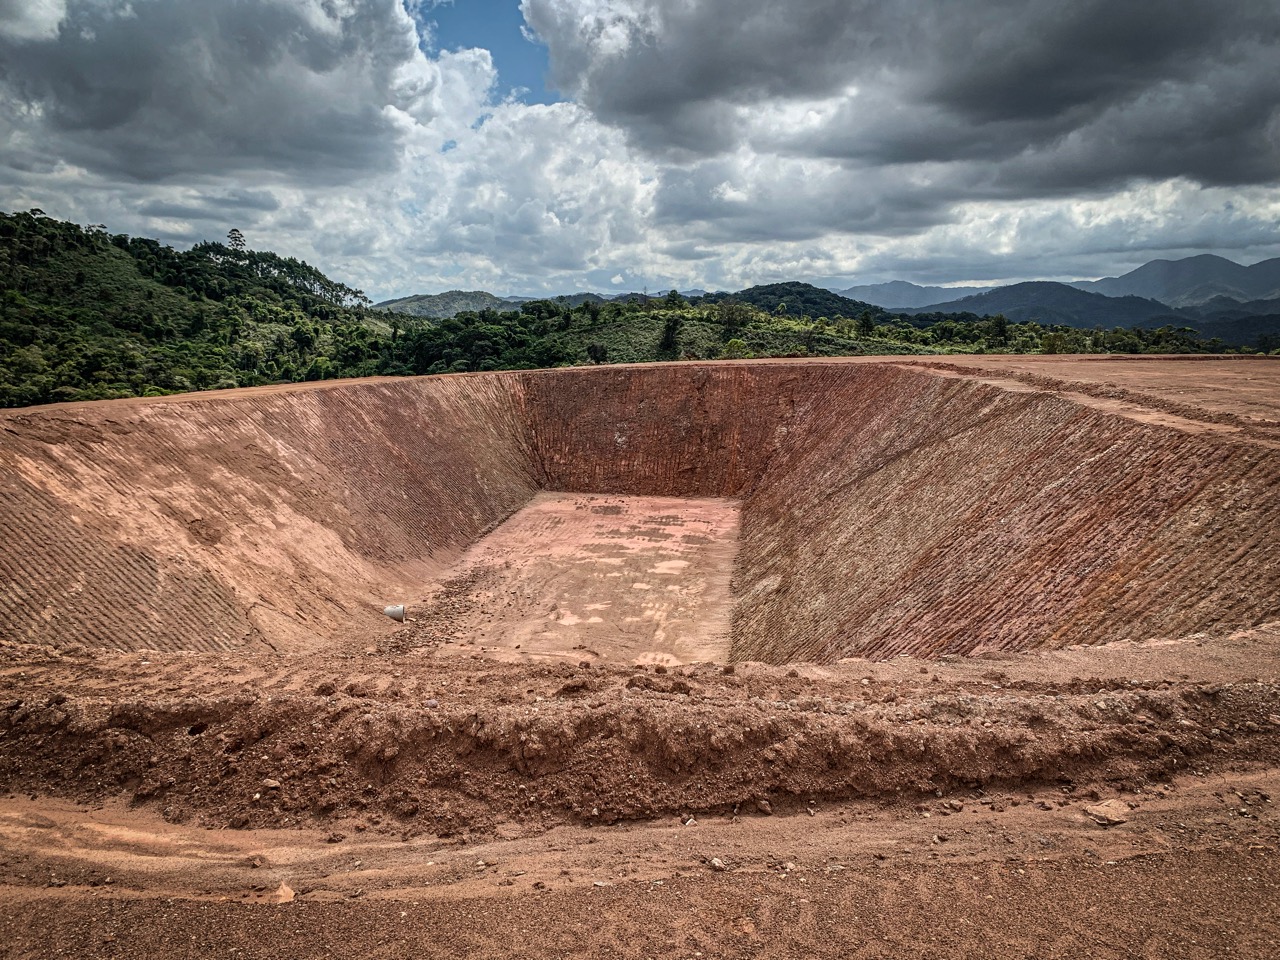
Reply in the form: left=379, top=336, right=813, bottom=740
left=1, top=354, right=1279, bottom=959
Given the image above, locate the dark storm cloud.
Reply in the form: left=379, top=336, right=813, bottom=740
left=650, top=160, right=953, bottom=243
left=0, top=0, right=432, bottom=184
left=523, top=0, right=888, bottom=155
left=137, top=189, right=283, bottom=221
left=525, top=0, right=1280, bottom=193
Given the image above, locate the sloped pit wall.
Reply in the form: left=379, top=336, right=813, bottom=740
left=518, top=362, right=1280, bottom=662
left=0, top=376, right=540, bottom=653
left=730, top=364, right=1280, bottom=662
left=3, top=362, right=1277, bottom=661
left=519, top=363, right=836, bottom=496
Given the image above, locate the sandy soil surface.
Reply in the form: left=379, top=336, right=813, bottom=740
left=2, top=767, right=1278, bottom=960
left=911, top=355, right=1280, bottom=424
left=900, top=355, right=1280, bottom=444
left=390, top=492, right=739, bottom=666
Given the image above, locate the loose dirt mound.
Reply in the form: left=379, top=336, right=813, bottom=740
left=4, top=631, right=1280, bottom=839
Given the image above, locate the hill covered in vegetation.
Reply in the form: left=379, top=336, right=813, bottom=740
left=0, top=210, right=1251, bottom=409
left=699, top=281, right=885, bottom=321
left=902, top=281, right=1179, bottom=327
left=0, top=209, right=395, bottom=407
left=375, top=289, right=519, bottom=318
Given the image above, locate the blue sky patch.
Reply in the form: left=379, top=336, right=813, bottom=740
left=410, top=0, right=559, bottom=105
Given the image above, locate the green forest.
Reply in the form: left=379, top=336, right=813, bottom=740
left=0, top=209, right=1246, bottom=408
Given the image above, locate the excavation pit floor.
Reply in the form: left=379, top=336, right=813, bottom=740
left=396, top=492, right=740, bottom=666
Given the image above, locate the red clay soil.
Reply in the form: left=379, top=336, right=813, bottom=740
left=4, top=357, right=1278, bottom=661
left=2, top=356, right=1280, bottom=957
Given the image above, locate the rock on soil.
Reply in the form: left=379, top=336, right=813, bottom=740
left=1084, top=799, right=1131, bottom=826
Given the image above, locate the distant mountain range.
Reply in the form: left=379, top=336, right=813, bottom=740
left=897, top=279, right=1280, bottom=344
left=838, top=280, right=995, bottom=309
left=899, top=282, right=1178, bottom=326
left=847, top=256, right=1280, bottom=344
left=375, top=255, right=1280, bottom=346
left=1071, top=254, right=1280, bottom=307
left=835, top=256, right=1280, bottom=311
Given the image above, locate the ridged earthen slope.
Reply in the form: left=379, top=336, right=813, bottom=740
left=2, top=357, right=1277, bottom=662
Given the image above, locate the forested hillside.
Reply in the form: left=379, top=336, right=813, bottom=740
left=0, top=210, right=391, bottom=406
left=0, top=211, right=1248, bottom=409
left=902, top=281, right=1179, bottom=327
left=699, top=281, right=885, bottom=320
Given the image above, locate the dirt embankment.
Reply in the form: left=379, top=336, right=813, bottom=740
left=0, top=376, right=540, bottom=654
left=3, top=638, right=1279, bottom=838
left=730, top=365, right=1280, bottom=662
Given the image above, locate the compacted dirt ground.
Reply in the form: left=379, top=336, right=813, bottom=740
left=398, top=491, right=740, bottom=666
left=3, top=628, right=1280, bottom=958
left=2, top=355, right=1279, bottom=958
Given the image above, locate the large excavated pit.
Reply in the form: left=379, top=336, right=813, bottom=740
left=4, top=358, right=1280, bottom=956
left=2, top=360, right=1278, bottom=663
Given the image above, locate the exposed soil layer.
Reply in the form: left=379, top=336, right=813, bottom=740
left=3, top=356, right=1278, bottom=663
left=2, top=356, right=1280, bottom=956
left=3, top=626, right=1280, bottom=836
left=2, top=625, right=1280, bottom=958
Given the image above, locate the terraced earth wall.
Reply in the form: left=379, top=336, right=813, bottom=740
left=2, top=361, right=1277, bottom=660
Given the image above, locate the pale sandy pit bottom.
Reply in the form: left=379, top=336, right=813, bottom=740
left=410, top=491, right=740, bottom=665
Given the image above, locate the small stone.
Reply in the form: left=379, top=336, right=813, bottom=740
left=756, top=799, right=773, bottom=815
left=709, top=858, right=727, bottom=872
left=262, top=779, right=281, bottom=790
left=781, top=862, right=796, bottom=872
left=1084, top=799, right=1130, bottom=826
left=425, top=699, right=439, bottom=709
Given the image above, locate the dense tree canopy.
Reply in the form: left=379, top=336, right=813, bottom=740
left=0, top=210, right=1245, bottom=409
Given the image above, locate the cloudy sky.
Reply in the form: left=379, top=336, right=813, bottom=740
left=1, top=0, right=1278, bottom=299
